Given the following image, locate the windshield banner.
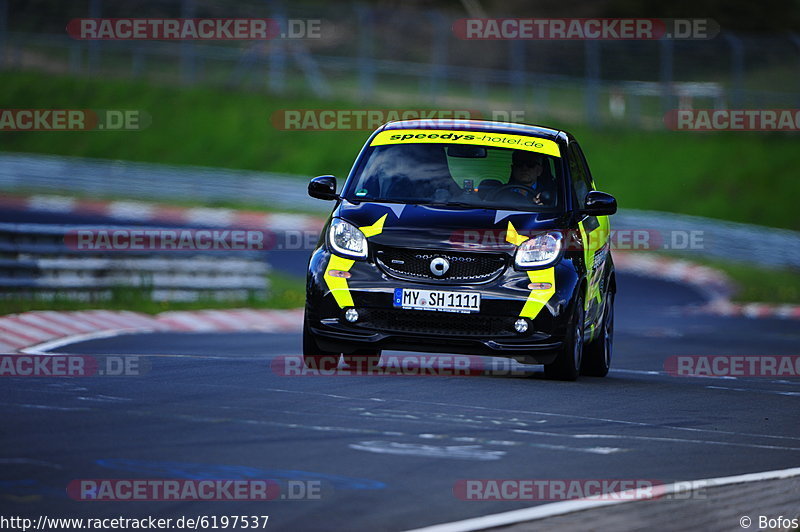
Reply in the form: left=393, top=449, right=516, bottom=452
left=370, top=129, right=561, bottom=157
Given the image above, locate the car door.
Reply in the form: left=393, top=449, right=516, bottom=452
left=568, top=141, right=610, bottom=323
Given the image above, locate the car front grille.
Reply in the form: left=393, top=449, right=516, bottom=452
left=356, top=309, right=517, bottom=337
left=374, top=246, right=507, bottom=284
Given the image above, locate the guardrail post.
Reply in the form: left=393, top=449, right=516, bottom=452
left=660, top=38, right=674, bottom=116
left=288, top=42, right=331, bottom=97
left=532, top=81, right=550, bottom=123
left=427, top=10, right=447, bottom=104
left=268, top=0, right=286, bottom=93
left=356, top=4, right=375, bottom=100
left=70, top=43, right=82, bottom=74
left=471, top=68, right=488, bottom=110
left=132, top=44, right=145, bottom=78
left=0, top=0, right=7, bottom=69
left=510, top=39, right=525, bottom=109
left=584, top=39, right=601, bottom=127
left=628, top=93, right=641, bottom=127
left=180, top=0, right=196, bottom=85
left=87, top=0, right=101, bottom=75
left=789, top=33, right=800, bottom=104
left=723, top=32, right=744, bottom=107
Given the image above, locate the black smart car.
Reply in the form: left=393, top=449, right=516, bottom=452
left=303, top=120, right=617, bottom=380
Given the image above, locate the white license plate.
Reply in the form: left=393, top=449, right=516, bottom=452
left=393, top=288, right=480, bottom=313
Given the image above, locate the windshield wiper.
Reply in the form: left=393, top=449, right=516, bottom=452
left=418, top=201, right=484, bottom=209
left=347, top=198, right=414, bottom=204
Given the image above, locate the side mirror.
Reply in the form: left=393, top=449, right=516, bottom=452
left=308, top=175, right=338, bottom=201
left=583, top=190, right=617, bottom=216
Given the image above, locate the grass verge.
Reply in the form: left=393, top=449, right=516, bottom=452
left=1, top=71, right=799, bottom=230
left=660, top=253, right=800, bottom=305
left=0, top=271, right=305, bottom=316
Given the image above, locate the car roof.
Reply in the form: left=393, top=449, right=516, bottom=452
left=378, top=119, right=564, bottom=141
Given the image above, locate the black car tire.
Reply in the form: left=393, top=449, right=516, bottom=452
left=302, top=316, right=341, bottom=371
left=581, top=292, right=614, bottom=377
left=544, top=295, right=585, bottom=381
left=343, top=350, right=382, bottom=372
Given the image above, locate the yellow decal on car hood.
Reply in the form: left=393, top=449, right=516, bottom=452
left=371, top=130, right=561, bottom=158
left=324, top=214, right=389, bottom=308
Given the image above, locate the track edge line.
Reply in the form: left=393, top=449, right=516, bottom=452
left=404, top=466, right=800, bottom=532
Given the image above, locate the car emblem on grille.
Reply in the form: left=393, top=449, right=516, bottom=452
left=430, top=257, right=450, bottom=277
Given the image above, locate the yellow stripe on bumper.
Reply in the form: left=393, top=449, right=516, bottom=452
left=323, top=214, right=389, bottom=308
left=323, top=254, right=356, bottom=308
left=520, top=267, right=556, bottom=318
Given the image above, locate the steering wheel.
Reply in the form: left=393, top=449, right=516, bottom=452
left=489, top=184, right=538, bottom=202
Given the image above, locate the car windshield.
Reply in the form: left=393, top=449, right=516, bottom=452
left=344, top=143, right=563, bottom=211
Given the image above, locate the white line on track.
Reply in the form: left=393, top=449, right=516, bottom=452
left=705, top=385, right=800, bottom=396
left=0, top=458, right=63, bottom=469
left=612, top=367, right=800, bottom=387
left=404, top=466, right=800, bottom=532
left=0, top=401, right=91, bottom=412
left=507, top=429, right=800, bottom=452
left=20, top=329, right=156, bottom=355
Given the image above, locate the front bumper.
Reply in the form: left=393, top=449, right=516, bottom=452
left=305, top=247, right=580, bottom=364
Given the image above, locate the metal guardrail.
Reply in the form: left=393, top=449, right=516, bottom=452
left=0, top=153, right=323, bottom=213
left=2, top=153, right=799, bottom=270
left=612, top=210, right=800, bottom=270
left=0, top=222, right=270, bottom=302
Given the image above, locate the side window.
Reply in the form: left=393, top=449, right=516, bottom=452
left=568, top=143, right=591, bottom=210
left=572, top=143, right=595, bottom=189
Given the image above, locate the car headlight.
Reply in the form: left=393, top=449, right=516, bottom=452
left=515, top=232, right=563, bottom=269
left=328, top=218, right=368, bottom=259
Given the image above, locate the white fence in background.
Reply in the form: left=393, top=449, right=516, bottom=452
left=0, top=222, right=270, bottom=301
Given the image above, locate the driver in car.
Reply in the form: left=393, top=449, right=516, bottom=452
left=508, top=150, right=555, bottom=206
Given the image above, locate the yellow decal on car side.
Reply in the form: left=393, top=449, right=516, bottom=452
left=579, top=216, right=610, bottom=309
left=578, top=221, right=593, bottom=309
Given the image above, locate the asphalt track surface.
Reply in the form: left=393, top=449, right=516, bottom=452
left=2, top=207, right=800, bottom=531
